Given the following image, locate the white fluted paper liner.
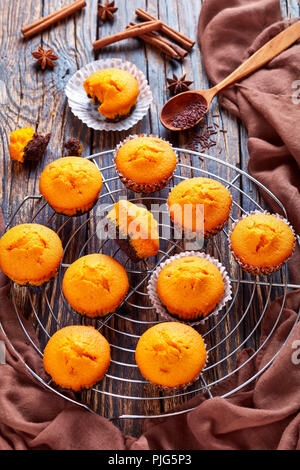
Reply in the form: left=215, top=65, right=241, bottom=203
left=65, top=58, right=153, bottom=131
left=147, top=250, right=232, bottom=327
left=228, top=210, right=296, bottom=275
left=114, top=134, right=178, bottom=193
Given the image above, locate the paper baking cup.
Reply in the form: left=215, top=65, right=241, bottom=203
left=65, top=59, right=153, bottom=131
left=147, top=250, right=232, bottom=326
left=228, top=210, right=296, bottom=275
left=114, top=134, right=178, bottom=193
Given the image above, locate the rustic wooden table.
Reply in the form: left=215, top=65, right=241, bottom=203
left=0, top=0, right=299, bottom=439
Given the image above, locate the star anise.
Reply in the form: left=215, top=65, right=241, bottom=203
left=167, top=73, right=193, bottom=95
left=32, top=46, right=58, bottom=71
left=98, top=0, right=118, bottom=21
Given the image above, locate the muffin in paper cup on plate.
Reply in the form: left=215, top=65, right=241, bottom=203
left=147, top=250, right=232, bottom=326
left=65, top=58, right=153, bottom=131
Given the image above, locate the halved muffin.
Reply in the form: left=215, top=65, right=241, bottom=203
left=106, top=200, right=159, bottom=263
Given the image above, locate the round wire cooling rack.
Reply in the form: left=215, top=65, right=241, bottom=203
left=1, top=147, right=299, bottom=421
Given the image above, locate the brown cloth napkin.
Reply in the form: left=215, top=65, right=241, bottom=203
left=0, top=0, right=300, bottom=450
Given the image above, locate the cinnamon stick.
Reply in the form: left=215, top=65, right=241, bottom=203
left=21, top=0, right=86, bottom=38
left=135, top=8, right=195, bottom=50
left=127, top=22, right=188, bottom=60
left=92, top=20, right=162, bottom=51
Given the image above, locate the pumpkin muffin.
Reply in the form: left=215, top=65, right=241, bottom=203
left=9, top=127, right=50, bottom=163
left=83, top=68, right=139, bottom=121
left=43, top=325, right=111, bottom=391
left=115, top=135, right=177, bottom=193
left=62, top=253, right=129, bottom=317
left=0, top=223, right=63, bottom=286
left=153, top=255, right=225, bottom=321
left=135, top=322, right=207, bottom=389
left=168, top=177, right=232, bottom=238
left=106, top=200, right=159, bottom=263
left=39, top=157, right=103, bottom=216
left=229, top=212, right=295, bottom=274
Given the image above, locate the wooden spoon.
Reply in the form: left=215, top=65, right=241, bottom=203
left=160, top=20, right=300, bottom=131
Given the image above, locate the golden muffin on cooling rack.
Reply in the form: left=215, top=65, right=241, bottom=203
left=168, top=177, right=232, bottom=238
left=135, top=322, right=207, bottom=390
left=155, top=255, right=225, bottom=321
left=43, top=325, right=111, bottom=391
left=62, top=253, right=129, bottom=317
left=0, top=223, right=63, bottom=286
left=114, top=135, right=177, bottom=193
left=39, top=157, right=103, bottom=216
left=83, top=68, right=139, bottom=121
left=229, top=211, right=295, bottom=275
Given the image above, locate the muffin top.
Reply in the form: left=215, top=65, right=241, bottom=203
left=230, top=212, right=295, bottom=268
left=62, top=253, right=129, bottom=317
left=106, top=200, right=159, bottom=259
left=43, top=325, right=111, bottom=391
left=83, top=68, right=139, bottom=119
left=135, top=322, right=207, bottom=388
left=168, top=177, right=232, bottom=233
left=0, top=223, right=63, bottom=285
left=39, top=157, right=102, bottom=215
left=156, top=256, right=224, bottom=319
left=115, top=136, right=177, bottom=185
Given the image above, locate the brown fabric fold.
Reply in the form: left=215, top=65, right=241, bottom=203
left=0, top=0, right=299, bottom=450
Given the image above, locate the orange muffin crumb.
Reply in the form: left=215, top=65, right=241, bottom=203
left=168, top=177, right=232, bottom=236
left=156, top=256, right=224, bottom=320
left=230, top=212, right=295, bottom=272
left=43, top=325, right=111, bottom=391
left=39, top=157, right=103, bottom=216
left=62, top=254, right=129, bottom=317
left=9, top=127, right=35, bottom=162
left=115, top=136, right=177, bottom=192
left=83, top=68, right=139, bottom=120
left=106, top=200, right=159, bottom=262
left=135, top=322, right=207, bottom=389
left=0, top=223, right=63, bottom=286
left=9, top=127, right=51, bottom=163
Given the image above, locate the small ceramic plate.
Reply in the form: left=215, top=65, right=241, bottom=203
left=65, top=58, right=153, bottom=132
